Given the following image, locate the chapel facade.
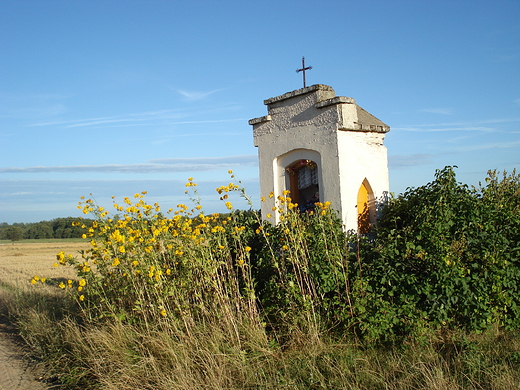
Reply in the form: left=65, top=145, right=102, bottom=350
left=249, top=84, right=390, bottom=232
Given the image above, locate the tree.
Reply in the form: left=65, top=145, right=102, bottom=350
left=5, top=226, right=23, bottom=243
left=25, top=222, right=53, bottom=239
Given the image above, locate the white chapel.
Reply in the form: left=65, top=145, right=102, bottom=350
left=249, top=84, right=390, bottom=232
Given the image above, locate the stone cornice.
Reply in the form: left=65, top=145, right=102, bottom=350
left=263, top=84, right=335, bottom=105
left=248, top=115, right=272, bottom=126
left=315, top=96, right=356, bottom=108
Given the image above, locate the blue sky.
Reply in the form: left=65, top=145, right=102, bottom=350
left=1, top=0, right=519, bottom=223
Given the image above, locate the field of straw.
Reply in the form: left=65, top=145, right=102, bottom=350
left=0, top=241, right=86, bottom=289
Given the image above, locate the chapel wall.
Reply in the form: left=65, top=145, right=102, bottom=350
left=250, top=84, right=389, bottom=232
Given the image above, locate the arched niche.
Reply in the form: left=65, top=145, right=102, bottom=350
left=286, top=159, right=319, bottom=211
left=276, top=149, right=322, bottom=211
left=357, top=178, right=375, bottom=234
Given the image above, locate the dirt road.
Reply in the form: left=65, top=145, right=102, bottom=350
left=0, top=241, right=86, bottom=390
left=0, top=322, right=47, bottom=390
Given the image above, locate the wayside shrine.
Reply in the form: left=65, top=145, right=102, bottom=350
left=249, top=84, right=390, bottom=232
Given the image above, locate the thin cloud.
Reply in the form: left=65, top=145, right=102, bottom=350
left=26, top=106, right=243, bottom=129
left=395, top=118, right=520, bottom=133
left=6, top=192, right=33, bottom=196
left=0, top=156, right=258, bottom=174
left=395, top=125, right=497, bottom=132
left=0, top=92, right=70, bottom=101
left=454, top=139, right=520, bottom=152
left=27, top=111, right=185, bottom=128
left=151, top=155, right=257, bottom=165
left=0, top=104, right=68, bottom=119
left=419, top=108, right=453, bottom=115
left=389, top=154, right=434, bottom=169
left=176, top=89, right=224, bottom=101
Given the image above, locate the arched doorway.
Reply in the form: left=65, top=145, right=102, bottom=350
left=286, top=159, right=319, bottom=212
left=357, top=179, right=374, bottom=234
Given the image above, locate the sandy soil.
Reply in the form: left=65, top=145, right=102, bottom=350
left=0, top=241, right=87, bottom=390
left=0, top=321, right=48, bottom=390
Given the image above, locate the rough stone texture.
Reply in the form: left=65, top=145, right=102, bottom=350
left=250, top=84, right=390, bottom=231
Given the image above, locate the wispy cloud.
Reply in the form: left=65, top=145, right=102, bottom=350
left=396, top=118, right=520, bottom=132
left=151, top=155, right=257, bottom=165
left=27, top=110, right=185, bottom=128
left=454, top=139, right=520, bottom=152
left=0, top=164, right=230, bottom=174
left=0, top=92, right=70, bottom=100
left=389, top=154, right=435, bottom=169
left=176, top=89, right=224, bottom=101
left=419, top=108, right=453, bottom=115
left=26, top=106, right=244, bottom=129
left=0, top=92, right=70, bottom=119
left=0, top=104, right=68, bottom=119
left=396, top=125, right=497, bottom=132
left=0, top=155, right=258, bottom=174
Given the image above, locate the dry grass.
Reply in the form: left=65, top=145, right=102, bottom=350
left=1, top=242, right=520, bottom=389
left=0, top=241, right=86, bottom=288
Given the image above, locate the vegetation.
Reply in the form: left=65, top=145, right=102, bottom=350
left=4, top=225, right=24, bottom=242
left=356, top=166, right=520, bottom=341
left=1, top=167, right=519, bottom=389
left=0, top=217, right=94, bottom=240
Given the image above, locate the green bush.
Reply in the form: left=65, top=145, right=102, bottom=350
left=356, top=167, right=520, bottom=340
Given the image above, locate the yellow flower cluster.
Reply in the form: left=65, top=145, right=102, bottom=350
left=35, top=174, right=336, bottom=323
left=51, top=181, right=258, bottom=309
left=30, top=275, right=46, bottom=284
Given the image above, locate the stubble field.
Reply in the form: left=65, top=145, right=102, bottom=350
left=0, top=240, right=86, bottom=288
left=0, top=241, right=87, bottom=390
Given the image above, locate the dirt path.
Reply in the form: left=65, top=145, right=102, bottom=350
left=0, top=241, right=86, bottom=390
left=0, top=322, right=48, bottom=390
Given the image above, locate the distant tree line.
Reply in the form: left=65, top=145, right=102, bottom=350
left=0, top=218, right=94, bottom=241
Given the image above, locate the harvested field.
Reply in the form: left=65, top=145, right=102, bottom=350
left=0, top=241, right=87, bottom=288
left=0, top=240, right=88, bottom=390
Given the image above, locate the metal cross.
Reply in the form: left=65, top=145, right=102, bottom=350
left=296, top=56, right=312, bottom=88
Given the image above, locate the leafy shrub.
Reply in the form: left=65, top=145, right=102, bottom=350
left=356, top=167, right=520, bottom=340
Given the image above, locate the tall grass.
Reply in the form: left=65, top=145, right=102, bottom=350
left=1, top=175, right=519, bottom=389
